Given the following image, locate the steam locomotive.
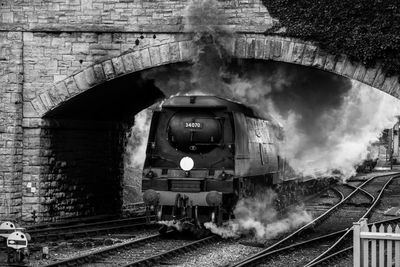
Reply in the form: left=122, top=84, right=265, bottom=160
left=142, top=95, right=294, bottom=230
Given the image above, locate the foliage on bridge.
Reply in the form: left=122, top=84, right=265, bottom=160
left=263, top=0, right=400, bottom=76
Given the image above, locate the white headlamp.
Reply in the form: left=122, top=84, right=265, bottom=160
left=180, top=157, right=194, bottom=171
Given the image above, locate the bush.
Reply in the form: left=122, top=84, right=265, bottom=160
left=262, top=0, right=400, bottom=75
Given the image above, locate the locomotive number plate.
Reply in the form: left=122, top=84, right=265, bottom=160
left=185, top=122, right=203, bottom=129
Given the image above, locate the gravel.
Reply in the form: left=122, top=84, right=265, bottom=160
left=26, top=229, right=158, bottom=266
left=154, top=239, right=262, bottom=267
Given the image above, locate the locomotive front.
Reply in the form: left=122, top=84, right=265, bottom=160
left=142, top=96, right=236, bottom=228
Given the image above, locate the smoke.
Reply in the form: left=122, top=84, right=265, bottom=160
left=157, top=220, right=183, bottom=231
left=277, top=80, right=400, bottom=179
left=124, top=109, right=152, bottom=169
left=224, top=62, right=400, bottom=179
left=140, top=0, right=400, bottom=179
left=124, top=0, right=400, bottom=238
left=205, top=189, right=312, bottom=239
left=123, top=109, right=153, bottom=203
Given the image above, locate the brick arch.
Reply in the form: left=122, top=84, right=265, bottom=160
left=29, top=35, right=400, bottom=117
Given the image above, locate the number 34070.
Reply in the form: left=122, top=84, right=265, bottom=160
left=185, top=122, right=202, bottom=128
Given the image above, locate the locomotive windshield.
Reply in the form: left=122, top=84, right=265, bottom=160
left=167, top=111, right=223, bottom=153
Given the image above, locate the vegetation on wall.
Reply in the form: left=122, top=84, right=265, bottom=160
left=262, top=0, right=400, bottom=75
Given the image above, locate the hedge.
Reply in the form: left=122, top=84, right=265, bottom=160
left=262, top=0, right=400, bottom=76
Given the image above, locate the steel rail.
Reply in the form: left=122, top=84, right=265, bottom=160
left=31, top=222, right=156, bottom=243
left=307, top=247, right=352, bottom=266
left=42, top=232, right=166, bottom=267
left=42, top=232, right=219, bottom=267
left=304, top=174, right=400, bottom=267
left=120, top=235, right=219, bottom=267
left=308, top=216, right=400, bottom=266
left=229, top=217, right=400, bottom=267
left=230, top=172, right=400, bottom=267
left=30, top=215, right=151, bottom=234
left=25, top=202, right=145, bottom=231
left=344, top=183, right=375, bottom=203
left=30, top=215, right=156, bottom=242
left=24, top=214, right=118, bottom=231
left=229, top=185, right=345, bottom=267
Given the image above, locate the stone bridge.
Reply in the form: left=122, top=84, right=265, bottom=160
left=1, top=0, right=399, bottom=221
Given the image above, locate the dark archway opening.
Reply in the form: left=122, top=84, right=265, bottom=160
left=40, top=72, right=164, bottom=220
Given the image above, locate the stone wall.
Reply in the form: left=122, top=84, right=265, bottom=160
left=0, top=32, right=23, bottom=219
left=0, top=0, right=272, bottom=32
left=34, top=120, right=127, bottom=221
left=22, top=32, right=188, bottom=110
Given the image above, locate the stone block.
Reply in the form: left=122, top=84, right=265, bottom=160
left=121, top=53, right=135, bottom=72
left=254, top=38, right=264, bottom=59
left=278, top=39, right=291, bottom=63
left=234, top=38, right=246, bottom=58
left=263, top=38, right=272, bottom=60
left=64, top=76, right=80, bottom=96
left=324, top=54, right=336, bottom=71
left=301, top=44, right=317, bottom=66
left=342, top=58, right=357, bottom=78
left=2, top=12, right=14, bottom=23
left=23, top=102, right=39, bottom=118
left=381, top=76, right=398, bottom=95
left=246, top=38, right=255, bottom=58
left=269, top=39, right=281, bottom=60
left=334, top=54, right=347, bottom=74
left=30, top=98, right=47, bottom=116
left=39, top=92, right=54, bottom=111
left=140, top=49, right=152, bottom=69
left=93, top=64, right=106, bottom=82
left=353, top=63, right=367, bottom=81
left=149, top=46, right=162, bottom=66
left=49, top=81, right=69, bottom=106
left=178, top=41, right=191, bottom=61
left=291, top=42, right=305, bottom=64
left=131, top=51, right=143, bottom=70
left=72, top=43, right=89, bottom=54
left=73, top=71, right=90, bottom=91
left=112, top=56, right=126, bottom=76
left=311, top=49, right=327, bottom=69
left=363, top=67, right=378, bottom=86
left=372, top=66, right=386, bottom=89
left=83, top=67, right=98, bottom=87
left=22, top=196, right=39, bottom=204
left=169, top=42, right=180, bottom=62
left=102, top=60, right=115, bottom=80
left=159, top=44, right=170, bottom=63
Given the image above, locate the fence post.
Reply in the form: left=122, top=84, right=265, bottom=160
left=354, top=221, right=361, bottom=267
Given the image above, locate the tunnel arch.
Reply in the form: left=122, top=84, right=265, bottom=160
left=22, top=34, right=400, bottom=221
left=28, top=35, right=400, bottom=118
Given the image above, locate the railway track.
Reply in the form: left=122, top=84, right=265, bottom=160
left=230, top=173, right=400, bottom=267
left=29, top=215, right=156, bottom=242
left=42, top=232, right=219, bottom=267
left=25, top=202, right=145, bottom=232
left=305, top=174, right=400, bottom=267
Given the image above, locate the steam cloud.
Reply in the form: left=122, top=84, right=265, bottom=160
left=205, top=190, right=312, bottom=239
left=125, top=0, right=400, bottom=238
left=123, top=109, right=152, bottom=202
left=141, top=0, right=400, bottom=180
left=125, top=109, right=152, bottom=170
left=158, top=220, right=183, bottom=231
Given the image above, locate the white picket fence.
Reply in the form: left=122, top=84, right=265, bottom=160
left=354, top=218, right=400, bottom=267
